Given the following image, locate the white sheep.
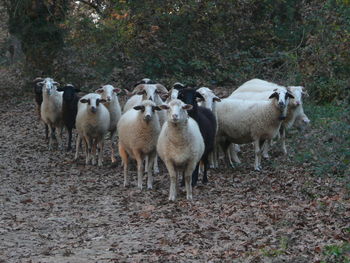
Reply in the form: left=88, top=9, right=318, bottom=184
left=123, top=83, right=168, bottom=174
left=230, top=80, right=309, bottom=157
left=95, top=84, right=122, bottom=163
left=216, top=87, right=294, bottom=171
left=118, top=100, right=161, bottom=190
left=39, top=77, right=64, bottom=150
left=75, top=93, right=110, bottom=166
left=157, top=99, right=205, bottom=201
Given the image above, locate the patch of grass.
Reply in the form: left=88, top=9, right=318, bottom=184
left=321, top=242, right=350, bottom=263
left=292, top=103, right=350, bottom=178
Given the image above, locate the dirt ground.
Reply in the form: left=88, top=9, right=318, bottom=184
left=0, top=94, right=349, bottom=263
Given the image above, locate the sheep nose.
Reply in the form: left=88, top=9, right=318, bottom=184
left=278, top=102, right=285, bottom=107
left=91, top=107, right=97, bottom=113
left=144, top=115, right=151, bottom=122
left=107, top=96, right=111, bottom=102
left=172, top=114, right=179, bottom=120
left=296, top=100, right=301, bottom=105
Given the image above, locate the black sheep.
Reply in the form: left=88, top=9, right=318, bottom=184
left=177, top=87, right=217, bottom=186
left=57, top=84, right=81, bottom=151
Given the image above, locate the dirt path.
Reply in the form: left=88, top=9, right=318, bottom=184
left=0, top=99, right=349, bottom=262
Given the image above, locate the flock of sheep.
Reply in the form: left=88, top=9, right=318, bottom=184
left=33, top=77, right=310, bottom=201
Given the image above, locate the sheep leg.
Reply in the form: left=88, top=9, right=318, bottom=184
left=147, top=152, right=156, bottom=190
left=191, top=163, right=200, bottom=187
left=202, top=156, right=209, bottom=184
left=280, top=127, right=287, bottom=155
left=213, top=145, right=220, bottom=168
left=144, top=156, right=149, bottom=174
left=185, top=166, right=194, bottom=201
left=97, top=140, right=104, bottom=167
left=262, top=140, right=270, bottom=159
left=56, top=126, right=63, bottom=150
left=47, top=125, right=54, bottom=150
left=167, top=164, right=178, bottom=201
left=119, top=144, right=129, bottom=187
left=230, top=144, right=241, bottom=164
left=253, top=140, right=262, bottom=171
left=44, top=124, right=49, bottom=141
left=85, top=136, right=92, bottom=165
left=91, top=139, right=97, bottom=166
left=134, top=151, right=144, bottom=190
left=67, top=127, right=73, bottom=151
left=153, top=154, right=159, bottom=174
left=110, top=130, right=117, bottom=164
left=74, top=135, right=81, bottom=160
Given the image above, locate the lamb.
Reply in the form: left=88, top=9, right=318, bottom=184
left=196, top=87, right=222, bottom=168
left=216, top=87, right=294, bottom=171
left=57, top=84, right=81, bottom=151
left=230, top=80, right=309, bottom=156
left=118, top=100, right=161, bottom=189
left=75, top=93, right=110, bottom=166
left=95, top=84, right=122, bottom=163
left=33, top=77, right=49, bottom=140
left=39, top=77, right=64, bottom=150
left=177, top=87, right=217, bottom=186
left=157, top=99, right=205, bottom=201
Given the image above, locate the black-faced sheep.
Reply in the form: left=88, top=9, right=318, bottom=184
left=57, top=84, right=81, bottom=151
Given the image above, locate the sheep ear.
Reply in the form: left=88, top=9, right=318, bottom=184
left=195, top=92, right=204, bottom=100
left=196, top=97, right=204, bottom=102
left=213, top=97, right=221, bottom=102
left=99, top=99, right=107, bottom=103
left=56, top=87, right=64, bottom=92
left=113, top=88, right=121, bottom=94
left=183, top=104, right=193, bottom=111
left=153, top=106, right=162, bottom=111
left=134, top=105, right=145, bottom=111
left=160, top=93, right=169, bottom=100
left=137, top=90, right=145, bottom=95
left=159, top=105, right=169, bottom=110
left=269, top=92, right=278, bottom=99
left=287, top=92, right=295, bottom=99
left=95, top=88, right=104, bottom=94
left=80, top=99, right=89, bottom=103
left=125, top=89, right=133, bottom=97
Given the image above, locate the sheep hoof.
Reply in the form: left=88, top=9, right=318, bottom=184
left=263, top=154, right=270, bottom=159
left=153, top=168, right=160, bottom=174
left=186, top=194, right=193, bottom=201
left=147, top=185, right=153, bottom=190
left=254, top=167, right=261, bottom=171
left=168, top=196, right=176, bottom=201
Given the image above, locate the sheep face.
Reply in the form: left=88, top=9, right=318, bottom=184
left=80, top=97, right=107, bottom=113
left=132, top=84, right=168, bottom=101
left=196, top=87, right=221, bottom=110
left=177, top=88, right=204, bottom=108
left=169, top=82, right=186, bottom=100
left=160, top=99, right=193, bottom=123
left=268, top=88, right=294, bottom=110
left=133, top=100, right=161, bottom=123
left=288, top=86, right=308, bottom=108
left=96, top=85, right=121, bottom=102
left=39, top=78, right=59, bottom=96
left=57, top=84, right=80, bottom=102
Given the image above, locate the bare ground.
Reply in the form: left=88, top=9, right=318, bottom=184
left=0, top=94, right=349, bottom=263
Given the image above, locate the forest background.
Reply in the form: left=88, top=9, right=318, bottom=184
left=0, top=0, right=349, bottom=103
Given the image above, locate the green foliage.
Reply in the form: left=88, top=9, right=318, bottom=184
left=322, top=242, right=350, bottom=263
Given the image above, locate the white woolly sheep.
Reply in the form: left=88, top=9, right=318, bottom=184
left=157, top=99, right=205, bottom=201
left=95, top=84, right=122, bottom=163
left=39, top=77, right=64, bottom=150
left=230, top=80, right=309, bottom=157
left=123, top=82, right=168, bottom=174
left=75, top=93, right=110, bottom=166
left=216, top=88, right=294, bottom=171
left=118, top=100, right=162, bottom=190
